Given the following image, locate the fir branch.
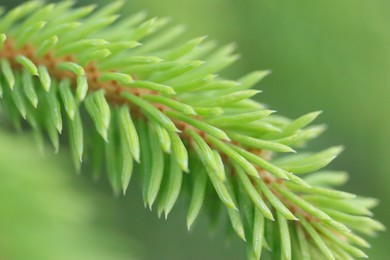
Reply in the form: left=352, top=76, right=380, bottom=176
left=0, top=1, right=384, bottom=259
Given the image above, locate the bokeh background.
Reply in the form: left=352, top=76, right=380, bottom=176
left=1, top=0, right=389, bottom=259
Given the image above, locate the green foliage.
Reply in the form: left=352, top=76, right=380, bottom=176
left=0, top=1, right=384, bottom=259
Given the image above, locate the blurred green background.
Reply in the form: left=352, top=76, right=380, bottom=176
left=1, top=0, right=389, bottom=259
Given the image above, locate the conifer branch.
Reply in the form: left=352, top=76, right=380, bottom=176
left=0, top=1, right=384, bottom=259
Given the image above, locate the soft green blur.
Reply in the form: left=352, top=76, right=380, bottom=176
left=0, top=129, right=139, bottom=260
left=1, top=0, right=389, bottom=259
